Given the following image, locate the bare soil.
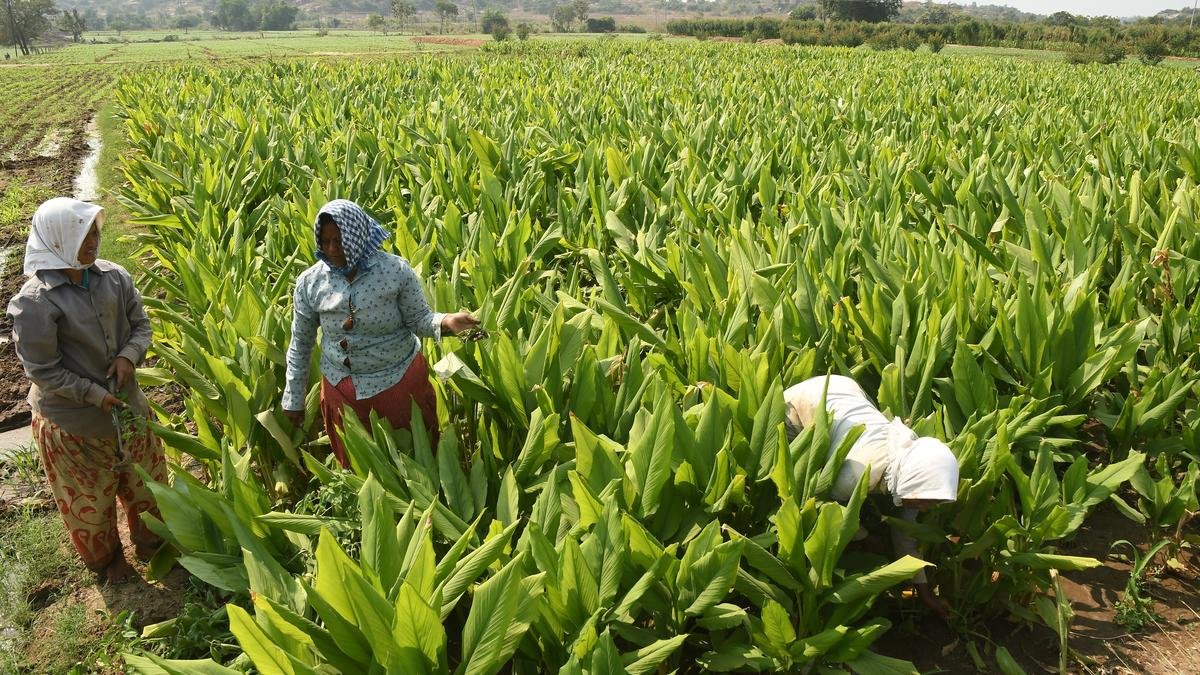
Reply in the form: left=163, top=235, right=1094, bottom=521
left=0, top=264, right=32, bottom=432
left=876, top=502, right=1200, bottom=674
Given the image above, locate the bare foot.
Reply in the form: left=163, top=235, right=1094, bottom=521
left=102, top=555, right=137, bottom=584
left=133, top=541, right=161, bottom=561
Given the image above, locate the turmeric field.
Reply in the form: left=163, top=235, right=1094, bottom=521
left=112, top=41, right=1200, bottom=673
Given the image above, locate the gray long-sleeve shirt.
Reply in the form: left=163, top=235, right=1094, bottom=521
left=7, top=260, right=151, bottom=439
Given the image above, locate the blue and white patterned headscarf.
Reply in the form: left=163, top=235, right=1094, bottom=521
left=314, top=199, right=389, bottom=275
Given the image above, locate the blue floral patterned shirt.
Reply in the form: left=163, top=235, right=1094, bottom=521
left=282, top=251, right=444, bottom=411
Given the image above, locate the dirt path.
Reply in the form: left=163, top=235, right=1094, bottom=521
left=18, top=500, right=191, bottom=668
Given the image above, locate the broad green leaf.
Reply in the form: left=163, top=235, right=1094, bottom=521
left=846, top=650, right=920, bottom=675
left=122, top=654, right=240, bottom=675
left=1003, top=552, right=1100, bottom=571
left=622, top=634, right=689, bottom=675
left=226, top=604, right=306, bottom=675
left=457, top=554, right=527, bottom=675
left=828, top=556, right=930, bottom=607
left=393, top=581, right=446, bottom=674
left=761, top=599, right=796, bottom=650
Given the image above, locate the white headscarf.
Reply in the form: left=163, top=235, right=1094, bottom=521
left=24, top=198, right=103, bottom=276
left=886, top=429, right=960, bottom=507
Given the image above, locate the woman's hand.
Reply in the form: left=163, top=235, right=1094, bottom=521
left=107, top=356, right=136, bottom=389
left=101, top=393, right=126, bottom=414
left=441, top=311, right=480, bottom=336
left=283, top=409, right=305, bottom=428
left=915, top=583, right=952, bottom=623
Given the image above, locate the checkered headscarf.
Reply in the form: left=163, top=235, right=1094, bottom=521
left=315, top=199, right=389, bottom=275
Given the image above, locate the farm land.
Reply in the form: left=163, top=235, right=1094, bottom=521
left=1, top=30, right=1199, bottom=674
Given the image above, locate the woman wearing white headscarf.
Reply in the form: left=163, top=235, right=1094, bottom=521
left=784, top=374, right=959, bottom=620
left=7, top=198, right=165, bottom=584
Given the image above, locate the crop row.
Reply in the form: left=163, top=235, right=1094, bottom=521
left=0, top=66, right=113, bottom=157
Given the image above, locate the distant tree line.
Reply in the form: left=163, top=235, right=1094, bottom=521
left=212, top=0, right=299, bottom=31
left=666, top=12, right=1200, bottom=60
left=1, top=0, right=304, bottom=52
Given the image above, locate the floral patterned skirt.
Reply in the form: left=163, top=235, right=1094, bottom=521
left=32, top=414, right=166, bottom=571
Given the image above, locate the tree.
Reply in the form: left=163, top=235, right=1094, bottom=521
left=818, top=0, right=899, bottom=23
left=789, top=5, right=816, bottom=21
left=917, top=5, right=951, bottom=24
left=515, top=21, right=530, bottom=39
left=551, top=4, right=574, bottom=32
left=258, top=0, right=298, bottom=30
left=367, top=13, right=386, bottom=32
left=172, top=15, right=200, bottom=33
left=585, top=16, right=614, bottom=32
left=570, top=0, right=588, bottom=30
left=480, top=8, right=508, bottom=35
left=213, top=0, right=256, bottom=30
left=434, top=0, right=456, bottom=34
left=1045, top=11, right=1076, bottom=26
left=57, top=7, right=84, bottom=42
left=391, top=0, right=415, bottom=33
left=1136, top=34, right=1168, bottom=65
left=1, top=0, right=56, bottom=55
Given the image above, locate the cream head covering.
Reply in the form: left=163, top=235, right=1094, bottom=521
left=887, top=433, right=960, bottom=506
left=24, top=197, right=103, bottom=275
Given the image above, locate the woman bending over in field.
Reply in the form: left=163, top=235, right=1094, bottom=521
left=7, top=198, right=165, bottom=584
left=282, top=199, right=479, bottom=467
left=784, top=374, right=959, bottom=621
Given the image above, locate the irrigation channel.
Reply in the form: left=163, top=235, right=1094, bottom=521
left=72, top=117, right=102, bottom=202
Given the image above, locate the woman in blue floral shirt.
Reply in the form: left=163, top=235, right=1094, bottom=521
left=282, top=199, right=478, bottom=466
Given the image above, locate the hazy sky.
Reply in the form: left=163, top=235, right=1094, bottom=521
left=938, top=1, right=1192, bottom=18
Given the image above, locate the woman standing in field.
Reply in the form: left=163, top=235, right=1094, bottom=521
left=281, top=199, right=479, bottom=467
left=7, top=197, right=165, bottom=584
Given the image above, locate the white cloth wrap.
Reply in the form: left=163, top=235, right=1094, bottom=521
left=783, top=375, right=959, bottom=505
left=887, top=435, right=960, bottom=506
left=783, top=375, right=960, bottom=586
left=24, top=197, right=103, bottom=275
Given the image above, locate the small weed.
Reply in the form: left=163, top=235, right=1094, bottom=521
left=1, top=444, right=43, bottom=487
left=1111, top=538, right=1172, bottom=632
left=139, top=579, right=239, bottom=663
left=1114, top=592, right=1157, bottom=633
left=293, top=470, right=362, bottom=557
left=80, top=610, right=143, bottom=672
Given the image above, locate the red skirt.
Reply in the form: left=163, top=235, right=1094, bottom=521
left=321, top=353, right=439, bottom=468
